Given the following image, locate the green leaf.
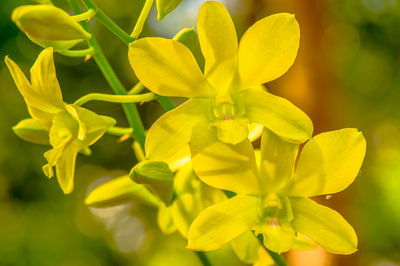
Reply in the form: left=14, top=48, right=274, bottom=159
left=13, top=118, right=50, bottom=145
left=156, top=0, right=183, bottom=20
left=85, top=175, right=159, bottom=208
left=130, top=161, right=174, bottom=206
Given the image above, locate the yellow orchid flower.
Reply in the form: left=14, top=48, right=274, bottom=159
left=5, top=48, right=115, bottom=194
left=128, top=1, right=313, bottom=161
left=187, top=125, right=366, bottom=254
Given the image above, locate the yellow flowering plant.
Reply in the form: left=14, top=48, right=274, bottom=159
left=5, top=48, right=116, bottom=194
left=188, top=125, right=366, bottom=254
left=129, top=1, right=313, bottom=161
left=5, top=0, right=367, bottom=265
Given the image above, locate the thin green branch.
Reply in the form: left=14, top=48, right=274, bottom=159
left=157, top=96, right=175, bottom=111
left=107, top=126, right=134, bottom=136
left=128, top=82, right=145, bottom=95
left=195, top=251, right=212, bottom=266
left=58, top=47, right=95, bottom=57
left=80, top=0, right=134, bottom=44
left=69, top=0, right=146, bottom=149
left=71, top=8, right=95, bottom=21
left=130, top=0, right=154, bottom=41
left=74, top=92, right=157, bottom=106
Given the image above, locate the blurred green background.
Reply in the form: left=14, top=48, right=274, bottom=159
left=0, top=0, right=400, bottom=265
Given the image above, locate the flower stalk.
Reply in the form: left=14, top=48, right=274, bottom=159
left=68, top=0, right=146, bottom=149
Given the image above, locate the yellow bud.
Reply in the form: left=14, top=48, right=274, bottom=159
left=12, top=5, right=91, bottom=42
left=12, top=118, right=50, bottom=145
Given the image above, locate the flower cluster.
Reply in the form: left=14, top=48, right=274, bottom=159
left=6, top=0, right=366, bottom=263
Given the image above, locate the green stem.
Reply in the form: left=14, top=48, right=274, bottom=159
left=195, top=251, right=211, bottom=266
left=128, top=82, right=145, bottom=95
left=257, top=235, right=287, bottom=266
left=69, top=0, right=146, bottom=149
left=74, top=92, right=156, bottom=106
left=130, top=0, right=154, bottom=40
left=157, top=96, right=175, bottom=111
left=71, top=8, right=95, bottom=21
left=107, top=126, right=134, bottom=136
left=80, top=0, right=134, bottom=45
left=59, top=47, right=95, bottom=57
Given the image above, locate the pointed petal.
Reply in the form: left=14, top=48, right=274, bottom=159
left=145, top=98, right=208, bottom=161
left=197, top=1, right=238, bottom=89
left=5, top=55, right=61, bottom=129
left=187, top=195, right=258, bottom=251
left=85, top=175, right=159, bottom=208
left=30, top=48, right=64, bottom=108
left=54, top=143, right=79, bottom=194
left=238, top=13, right=300, bottom=88
left=129, top=38, right=210, bottom=97
left=190, top=123, right=261, bottom=194
left=242, top=89, right=313, bottom=144
left=259, top=129, right=299, bottom=192
left=284, top=129, right=366, bottom=197
left=291, top=197, right=358, bottom=255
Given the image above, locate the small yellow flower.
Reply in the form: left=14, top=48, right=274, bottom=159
left=187, top=125, right=366, bottom=254
left=5, top=48, right=115, bottom=194
left=128, top=1, right=313, bottom=161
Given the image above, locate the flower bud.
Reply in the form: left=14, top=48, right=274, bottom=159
left=12, top=5, right=91, bottom=42
left=130, top=160, right=174, bottom=206
left=12, top=118, right=50, bottom=145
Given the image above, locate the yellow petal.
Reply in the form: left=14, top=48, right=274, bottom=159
left=242, top=89, right=313, bottom=144
left=54, top=143, right=79, bottom=194
left=30, top=48, right=64, bottom=109
left=259, top=129, right=299, bottom=192
left=157, top=203, right=177, bottom=234
left=230, top=231, right=261, bottom=264
left=190, top=123, right=261, bottom=194
left=145, top=98, right=208, bottom=161
left=5, top=54, right=62, bottom=130
left=197, top=1, right=238, bottom=89
left=238, top=13, right=300, bottom=88
left=129, top=38, right=211, bottom=97
left=187, top=195, right=258, bottom=251
left=283, top=129, right=366, bottom=197
left=85, top=175, right=159, bottom=208
left=171, top=193, right=196, bottom=238
left=291, top=197, right=358, bottom=255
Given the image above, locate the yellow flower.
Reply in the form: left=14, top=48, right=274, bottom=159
left=5, top=48, right=115, bottom=194
left=128, top=1, right=313, bottom=161
left=187, top=125, right=366, bottom=254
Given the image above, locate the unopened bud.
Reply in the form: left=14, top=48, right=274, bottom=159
left=12, top=5, right=91, bottom=42
left=130, top=161, right=174, bottom=206
left=12, top=118, right=49, bottom=145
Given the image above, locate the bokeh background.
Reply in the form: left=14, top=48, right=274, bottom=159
left=1, top=0, right=400, bottom=265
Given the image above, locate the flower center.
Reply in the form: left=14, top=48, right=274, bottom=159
left=257, top=193, right=282, bottom=219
